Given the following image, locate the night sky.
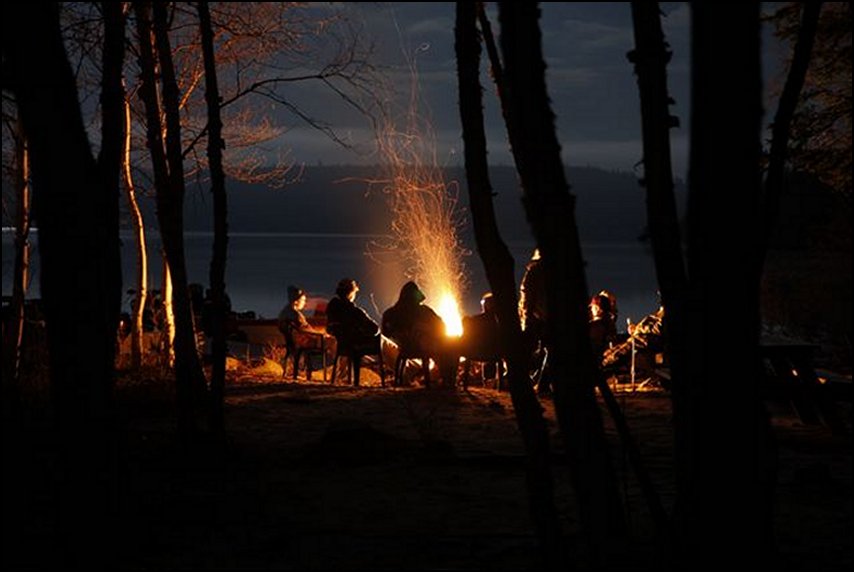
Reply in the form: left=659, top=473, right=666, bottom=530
left=270, top=2, right=694, bottom=176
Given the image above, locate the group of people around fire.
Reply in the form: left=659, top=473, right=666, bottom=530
left=277, top=247, right=666, bottom=391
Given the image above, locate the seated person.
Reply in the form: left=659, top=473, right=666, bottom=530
left=459, top=292, right=503, bottom=384
left=589, top=290, right=618, bottom=357
left=278, top=285, right=329, bottom=350
left=460, top=292, right=500, bottom=359
left=381, top=281, right=458, bottom=387
left=326, top=278, right=381, bottom=354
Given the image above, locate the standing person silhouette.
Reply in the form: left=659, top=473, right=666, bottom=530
left=519, top=248, right=553, bottom=395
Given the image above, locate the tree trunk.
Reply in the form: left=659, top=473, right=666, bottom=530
left=123, top=92, right=149, bottom=369
left=762, top=2, right=821, bottom=268
left=680, top=4, right=774, bottom=566
left=626, top=2, right=690, bottom=553
left=151, top=1, right=209, bottom=433
left=455, top=4, right=564, bottom=568
left=134, top=0, right=208, bottom=437
left=2, top=119, right=30, bottom=391
left=198, top=0, right=228, bottom=437
left=2, top=2, right=124, bottom=565
left=496, top=2, right=627, bottom=560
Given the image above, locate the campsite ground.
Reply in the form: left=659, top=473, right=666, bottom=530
left=4, top=366, right=850, bottom=570
left=110, top=367, right=851, bottom=570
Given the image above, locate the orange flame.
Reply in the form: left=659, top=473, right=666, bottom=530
left=436, top=291, right=463, bottom=337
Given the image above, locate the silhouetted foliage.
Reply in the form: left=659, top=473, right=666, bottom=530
left=770, top=2, right=852, bottom=199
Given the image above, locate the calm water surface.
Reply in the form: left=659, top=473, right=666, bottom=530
left=2, top=231, right=661, bottom=330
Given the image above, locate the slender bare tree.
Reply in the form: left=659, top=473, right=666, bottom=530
left=198, top=0, right=228, bottom=437
left=455, top=3, right=564, bottom=568
left=1, top=118, right=30, bottom=390
left=122, top=89, right=149, bottom=368
left=495, top=2, right=627, bottom=561
left=134, top=0, right=208, bottom=438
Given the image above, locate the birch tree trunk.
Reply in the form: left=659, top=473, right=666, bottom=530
left=123, top=92, right=149, bottom=369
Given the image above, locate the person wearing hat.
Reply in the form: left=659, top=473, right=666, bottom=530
left=326, top=278, right=380, bottom=354
left=278, top=285, right=316, bottom=334
left=278, top=285, right=331, bottom=379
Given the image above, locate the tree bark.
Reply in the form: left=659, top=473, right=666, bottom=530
left=198, top=0, right=228, bottom=437
left=626, top=2, right=689, bottom=553
left=2, top=119, right=30, bottom=391
left=152, top=1, right=209, bottom=432
left=2, top=2, right=124, bottom=565
left=496, top=2, right=627, bottom=560
left=455, top=4, right=564, bottom=568
left=134, top=0, right=208, bottom=437
left=123, top=92, right=149, bottom=369
left=762, top=2, right=822, bottom=268
left=681, top=4, right=774, bottom=566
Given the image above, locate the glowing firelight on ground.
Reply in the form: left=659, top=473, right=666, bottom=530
left=371, top=53, right=468, bottom=337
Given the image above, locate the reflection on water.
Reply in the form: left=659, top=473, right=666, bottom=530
left=2, top=231, right=660, bottom=329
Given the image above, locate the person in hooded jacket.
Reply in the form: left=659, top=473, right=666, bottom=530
left=382, top=281, right=458, bottom=387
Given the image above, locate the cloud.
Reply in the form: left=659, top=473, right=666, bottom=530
left=558, top=18, right=634, bottom=52
left=406, top=16, right=454, bottom=36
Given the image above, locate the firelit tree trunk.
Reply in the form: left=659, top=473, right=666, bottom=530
left=2, top=2, right=124, bottom=566
left=680, top=4, right=774, bottom=566
left=135, top=0, right=208, bottom=437
left=199, top=0, right=228, bottom=437
left=123, top=93, right=149, bottom=369
left=2, top=119, right=30, bottom=391
left=496, top=2, right=626, bottom=560
left=455, top=4, right=563, bottom=569
left=151, top=1, right=209, bottom=428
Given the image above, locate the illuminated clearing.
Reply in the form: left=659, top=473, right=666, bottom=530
left=373, top=56, right=468, bottom=337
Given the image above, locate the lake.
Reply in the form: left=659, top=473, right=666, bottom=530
left=2, top=231, right=661, bottom=330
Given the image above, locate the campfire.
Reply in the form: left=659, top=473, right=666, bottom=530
left=436, top=290, right=463, bottom=337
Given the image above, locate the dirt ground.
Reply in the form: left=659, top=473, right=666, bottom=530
left=4, top=365, right=850, bottom=570
left=104, top=365, right=850, bottom=571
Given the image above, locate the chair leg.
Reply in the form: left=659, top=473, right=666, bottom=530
left=320, top=341, right=327, bottom=383
left=422, top=357, right=430, bottom=388
left=331, top=353, right=340, bottom=384
left=394, top=354, right=404, bottom=387
left=353, top=355, right=361, bottom=387
left=292, top=351, right=301, bottom=380
left=463, top=360, right=471, bottom=391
